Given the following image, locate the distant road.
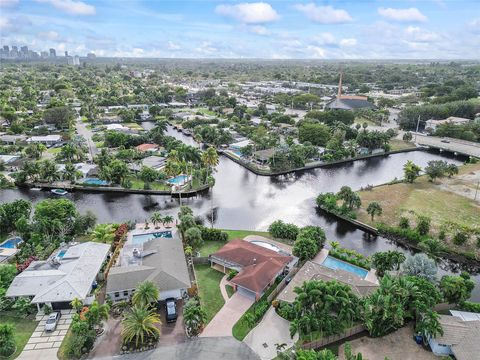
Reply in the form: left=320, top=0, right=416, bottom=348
left=415, top=134, right=480, bottom=158
left=75, top=116, right=98, bottom=160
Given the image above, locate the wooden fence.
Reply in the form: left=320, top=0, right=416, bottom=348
left=267, top=267, right=299, bottom=303
left=300, top=324, right=366, bottom=350
left=192, top=256, right=210, bottom=265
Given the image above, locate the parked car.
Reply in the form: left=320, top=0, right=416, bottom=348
left=165, top=298, right=177, bottom=323
left=441, top=139, right=450, bottom=143
left=44, top=312, right=61, bottom=331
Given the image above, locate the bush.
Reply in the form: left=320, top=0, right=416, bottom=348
left=227, top=270, right=238, bottom=280
left=0, top=323, right=16, bottom=357
left=199, top=227, right=228, bottom=242
left=43, top=304, right=52, bottom=315
left=453, top=231, right=468, bottom=246
left=268, top=220, right=299, bottom=241
left=416, top=215, right=431, bottom=235
left=399, top=217, right=410, bottom=229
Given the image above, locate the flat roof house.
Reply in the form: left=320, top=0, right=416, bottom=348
left=6, top=242, right=110, bottom=311
left=277, top=260, right=378, bottom=303
left=209, top=239, right=296, bottom=301
left=106, top=233, right=190, bottom=302
left=26, top=134, right=62, bottom=146
left=428, top=311, right=480, bottom=359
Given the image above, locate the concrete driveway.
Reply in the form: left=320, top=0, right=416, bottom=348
left=200, top=293, right=253, bottom=338
left=17, top=310, right=74, bottom=360
left=243, top=307, right=298, bottom=360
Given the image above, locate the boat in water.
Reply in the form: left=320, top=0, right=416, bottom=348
left=51, top=189, right=68, bottom=196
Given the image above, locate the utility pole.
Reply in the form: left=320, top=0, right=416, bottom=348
left=414, top=115, right=421, bottom=143
left=475, top=180, right=479, bottom=201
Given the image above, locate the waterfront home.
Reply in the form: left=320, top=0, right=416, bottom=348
left=136, top=143, right=160, bottom=153
left=277, top=260, right=378, bottom=303
left=428, top=311, right=480, bottom=359
left=26, top=134, right=62, bottom=146
left=209, top=239, right=296, bottom=301
left=6, top=242, right=110, bottom=311
left=106, top=230, right=190, bottom=301
left=141, top=155, right=166, bottom=170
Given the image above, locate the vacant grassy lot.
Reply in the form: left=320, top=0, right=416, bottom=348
left=0, top=314, right=37, bottom=359
left=389, top=139, right=416, bottom=151
left=195, top=264, right=225, bottom=324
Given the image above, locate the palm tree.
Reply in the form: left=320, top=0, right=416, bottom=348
left=202, top=146, right=219, bottom=179
left=366, top=201, right=383, bottom=221
left=70, top=297, right=83, bottom=313
left=63, top=163, right=81, bottom=183
left=150, top=212, right=162, bottom=229
left=162, top=215, right=174, bottom=227
left=416, top=310, right=443, bottom=340
left=183, top=298, right=206, bottom=337
left=121, top=305, right=161, bottom=348
left=91, top=224, right=115, bottom=243
left=39, top=159, right=60, bottom=183
left=132, top=281, right=159, bottom=308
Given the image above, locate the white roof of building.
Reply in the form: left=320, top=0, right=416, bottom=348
left=230, top=139, right=252, bottom=148
left=27, top=135, right=61, bottom=142
left=450, top=310, right=480, bottom=322
left=105, top=123, right=128, bottom=131
left=0, top=155, right=21, bottom=164
left=7, top=242, right=110, bottom=303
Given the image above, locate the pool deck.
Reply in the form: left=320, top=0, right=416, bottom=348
left=313, top=249, right=378, bottom=284
left=243, top=235, right=293, bottom=254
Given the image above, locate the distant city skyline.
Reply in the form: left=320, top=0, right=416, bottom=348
left=1, top=0, right=479, bottom=59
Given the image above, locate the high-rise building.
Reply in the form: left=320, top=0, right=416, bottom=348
left=49, top=48, right=56, bottom=57
left=3, top=45, right=9, bottom=52
left=20, top=46, right=28, bottom=55
left=65, top=51, right=68, bottom=57
left=41, top=51, right=49, bottom=58
left=87, top=52, right=96, bottom=59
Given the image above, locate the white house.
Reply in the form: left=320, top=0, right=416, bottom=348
left=26, top=135, right=62, bottom=146
left=425, top=117, right=471, bottom=131
left=6, top=242, right=110, bottom=311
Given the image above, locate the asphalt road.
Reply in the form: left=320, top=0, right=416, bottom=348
left=415, top=134, right=480, bottom=157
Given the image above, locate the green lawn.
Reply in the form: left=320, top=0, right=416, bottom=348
left=225, top=284, right=235, bottom=298
left=46, top=147, right=62, bottom=154
left=389, top=139, right=416, bottom=151
left=0, top=314, right=37, bottom=359
left=129, top=178, right=170, bottom=191
left=195, top=264, right=225, bottom=324
left=198, top=229, right=272, bottom=256
left=94, top=141, right=104, bottom=148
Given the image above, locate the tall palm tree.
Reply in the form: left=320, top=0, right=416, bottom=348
left=132, top=281, right=159, bottom=308
left=63, top=163, right=81, bottom=183
left=150, top=212, right=162, bottom=229
left=70, top=297, right=83, bottom=313
left=121, top=305, right=161, bottom=348
left=40, top=160, right=60, bottom=182
left=202, top=147, right=219, bottom=179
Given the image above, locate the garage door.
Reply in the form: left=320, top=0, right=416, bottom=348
left=159, top=289, right=182, bottom=300
left=237, top=286, right=256, bottom=301
left=52, top=301, right=72, bottom=310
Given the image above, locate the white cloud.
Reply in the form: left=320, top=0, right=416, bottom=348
left=0, top=16, right=9, bottom=29
left=215, top=2, right=279, bottom=24
left=306, top=45, right=326, bottom=58
left=313, top=32, right=336, bottom=45
left=378, top=7, right=427, bottom=22
left=38, top=30, right=59, bottom=40
left=195, top=41, right=217, bottom=55
left=339, top=38, right=357, bottom=47
left=247, top=25, right=270, bottom=35
left=468, top=18, right=480, bottom=33
left=35, top=0, right=96, bottom=15
left=294, top=4, right=352, bottom=24
left=167, top=41, right=181, bottom=50
left=0, top=0, right=19, bottom=7
left=405, top=26, right=439, bottom=42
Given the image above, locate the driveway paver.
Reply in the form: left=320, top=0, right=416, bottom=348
left=200, top=293, right=253, bottom=337
left=243, top=307, right=298, bottom=360
left=17, top=309, right=74, bottom=360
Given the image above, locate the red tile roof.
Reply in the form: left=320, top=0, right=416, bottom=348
left=136, top=143, right=159, bottom=152
left=211, top=239, right=293, bottom=294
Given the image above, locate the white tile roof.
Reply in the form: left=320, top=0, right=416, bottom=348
left=7, top=242, right=110, bottom=303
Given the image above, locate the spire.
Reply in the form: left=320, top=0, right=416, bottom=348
left=337, top=71, right=343, bottom=99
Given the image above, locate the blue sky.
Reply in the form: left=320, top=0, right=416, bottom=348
left=1, top=0, right=479, bottom=59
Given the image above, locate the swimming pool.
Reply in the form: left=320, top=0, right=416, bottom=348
left=132, top=231, right=173, bottom=244
left=250, top=240, right=281, bottom=253
left=83, top=178, right=109, bottom=186
left=167, top=175, right=188, bottom=185
left=230, top=150, right=243, bottom=158
left=0, top=237, right=23, bottom=249
left=321, top=256, right=369, bottom=279
left=57, top=250, right=67, bottom=258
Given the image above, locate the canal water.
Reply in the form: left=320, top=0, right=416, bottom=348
left=2, top=124, right=479, bottom=300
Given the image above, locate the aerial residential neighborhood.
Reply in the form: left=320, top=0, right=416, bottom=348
left=1, top=1, right=480, bottom=360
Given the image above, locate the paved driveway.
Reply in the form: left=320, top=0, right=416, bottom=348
left=17, top=310, right=74, bottom=360
left=243, top=307, right=298, bottom=360
left=200, top=293, right=253, bottom=338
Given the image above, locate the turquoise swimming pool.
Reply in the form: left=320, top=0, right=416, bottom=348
left=167, top=175, right=188, bottom=185
left=57, top=250, right=67, bottom=258
left=321, top=256, right=369, bottom=279
left=0, top=237, right=23, bottom=249
left=132, top=231, right=173, bottom=244
left=83, top=178, right=109, bottom=186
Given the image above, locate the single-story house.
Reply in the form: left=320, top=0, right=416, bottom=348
left=6, top=242, right=110, bottom=311
left=425, top=117, right=471, bottom=131
left=230, top=139, right=252, bottom=151
left=428, top=311, right=480, bottom=359
left=254, top=148, right=275, bottom=164
left=27, top=135, right=62, bottom=146
left=277, top=260, right=378, bottom=303
left=0, top=134, right=27, bottom=145
left=141, top=155, right=166, bottom=170
left=209, top=239, right=296, bottom=301
left=106, top=234, right=190, bottom=302
left=136, top=143, right=160, bottom=153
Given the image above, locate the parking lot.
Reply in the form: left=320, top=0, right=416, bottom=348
left=17, top=309, right=74, bottom=359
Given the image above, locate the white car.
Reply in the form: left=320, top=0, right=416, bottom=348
left=44, top=312, right=61, bottom=332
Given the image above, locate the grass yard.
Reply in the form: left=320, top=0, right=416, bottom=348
left=388, top=139, right=416, bottom=151
left=123, top=122, right=144, bottom=131
left=129, top=178, right=170, bottom=191
left=0, top=314, right=37, bottom=359
left=198, top=229, right=272, bottom=256
left=94, top=141, right=104, bottom=148
left=46, top=147, right=62, bottom=154
left=194, top=264, right=225, bottom=324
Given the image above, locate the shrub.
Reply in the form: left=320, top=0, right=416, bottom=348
left=416, top=215, right=431, bottom=235
left=453, top=231, right=468, bottom=246
left=268, top=220, right=299, bottom=241
left=43, top=304, right=52, bottom=315
left=0, top=324, right=16, bottom=357
left=399, top=217, right=410, bottom=229
left=199, top=227, right=228, bottom=242
left=227, top=270, right=238, bottom=280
